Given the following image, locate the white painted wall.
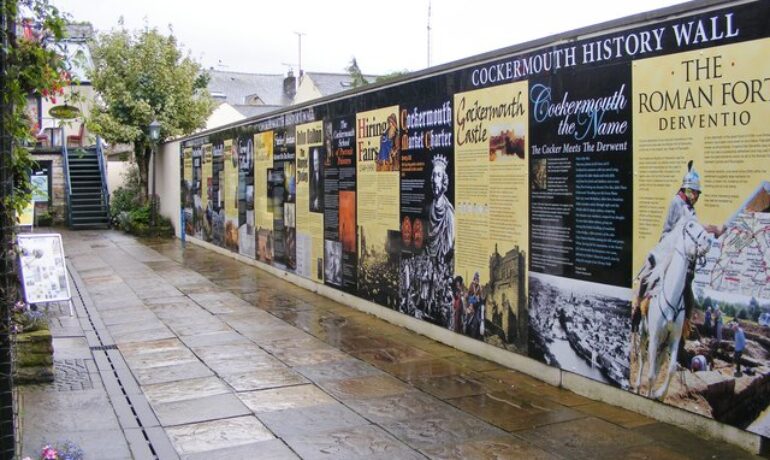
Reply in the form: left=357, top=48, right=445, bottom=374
left=293, top=75, right=322, bottom=104
left=154, top=139, right=182, bottom=236
left=106, top=160, right=132, bottom=195
left=205, top=103, right=245, bottom=130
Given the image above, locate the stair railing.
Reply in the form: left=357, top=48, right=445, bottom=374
left=96, top=136, right=109, bottom=217
left=61, top=137, right=72, bottom=227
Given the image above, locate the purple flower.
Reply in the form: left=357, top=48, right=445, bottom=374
left=12, top=301, right=27, bottom=313
left=52, top=440, right=83, bottom=460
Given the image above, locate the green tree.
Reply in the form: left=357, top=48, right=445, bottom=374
left=375, top=70, right=409, bottom=84
left=88, top=25, right=213, bottom=202
left=345, top=57, right=369, bottom=88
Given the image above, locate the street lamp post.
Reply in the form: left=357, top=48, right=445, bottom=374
left=149, top=119, right=161, bottom=226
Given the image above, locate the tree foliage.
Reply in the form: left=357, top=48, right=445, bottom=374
left=375, top=70, right=409, bottom=84
left=345, top=58, right=369, bottom=88
left=88, top=25, right=213, bottom=201
left=2, top=0, right=69, bottom=218
left=1, top=7, right=70, bottom=448
left=346, top=57, right=409, bottom=88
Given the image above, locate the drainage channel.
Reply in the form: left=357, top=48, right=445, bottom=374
left=68, top=265, right=164, bottom=460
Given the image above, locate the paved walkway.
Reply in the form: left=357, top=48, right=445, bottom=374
left=18, top=230, right=761, bottom=459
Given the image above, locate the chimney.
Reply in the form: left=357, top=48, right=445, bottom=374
left=283, top=70, right=296, bottom=100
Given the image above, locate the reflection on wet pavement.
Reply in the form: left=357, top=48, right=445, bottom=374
left=52, top=230, right=761, bottom=459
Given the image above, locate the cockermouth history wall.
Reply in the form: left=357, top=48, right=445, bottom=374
left=180, top=0, right=770, bottom=436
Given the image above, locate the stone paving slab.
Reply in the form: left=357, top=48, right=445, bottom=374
left=142, top=376, right=231, bottom=405
left=178, top=330, right=252, bottom=348
left=204, top=354, right=285, bottom=375
left=111, top=326, right=177, bottom=345
left=378, top=358, right=468, bottom=382
left=575, top=401, right=658, bottom=429
left=181, top=439, right=299, bottom=460
left=516, top=416, right=652, bottom=459
left=222, top=366, right=309, bottom=392
left=165, top=416, right=274, bottom=455
left=293, top=359, right=385, bottom=382
left=380, top=406, right=508, bottom=450
left=351, top=344, right=435, bottom=368
left=271, top=347, right=352, bottom=367
left=100, top=309, right=158, bottom=326
left=447, top=392, right=588, bottom=432
left=187, top=291, right=254, bottom=314
left=411, top=373, right=496, bottom=400
left=52, top=337, right=91, bottom=360
left=121, top=347, right=199, bottom=370
left=107, top=319, right=170, bottom=336
left=152, top=308, right=216, bottom=322
left=144, top=296, right=202, bottom=309
left=21, top=388, right=122, bottom=433
left=237, top=384, right=336, bottom=413
left=421, top=435, right=560, bottom=460
left=190, top=342, right=266, bottom=360
left=152, top=393, right=252, bottom=426
left=22, top=428, right=133, bottom=460
left=283, top=424, right=424, bottom=460
left=118, top=337, right=189, bottom=356
left=256, top=402, right=371, bottom=437
left=131, top=360, right=214, bottom=385
left=343, top=391, right=457, bottom=425
left=633, top=423, right=760, bottom=460
left=167, top=318, right=232, bottom=336
left=481, top=369, right=596, bottom=407
left=316, top=374, right=413, bottom=400
left=608, top=443, right=691, bottom=460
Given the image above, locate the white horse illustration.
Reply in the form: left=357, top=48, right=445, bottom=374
left=634, top=217, right=712, bottom=400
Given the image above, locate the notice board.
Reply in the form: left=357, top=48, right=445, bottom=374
left=17, top=233, right=71, bottom=303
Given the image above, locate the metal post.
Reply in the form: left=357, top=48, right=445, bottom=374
left=294, top=31, right=305, bottom=75
left=0, top=0, right=18, bottom=456
left=151, top=143, right=157, bottom=227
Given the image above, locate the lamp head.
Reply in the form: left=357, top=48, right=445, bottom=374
left=149, top=119, right=161, bottom=141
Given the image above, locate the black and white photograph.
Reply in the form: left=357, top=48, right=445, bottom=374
left=324, top=240, right=342, bottom=286
left=399, top=153, right=455, bottom=326
left=528, top=272, right=632, bottom=388
left=309, top=147, right=323, bottom=213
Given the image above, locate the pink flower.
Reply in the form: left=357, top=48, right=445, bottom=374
left=41, top=445, right=58, bottom=460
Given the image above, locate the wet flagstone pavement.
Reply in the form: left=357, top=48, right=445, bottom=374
left=18, top=229, right=763, bottom=459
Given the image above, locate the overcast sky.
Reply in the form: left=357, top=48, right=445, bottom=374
left=51, top=0, right=689, bottom=76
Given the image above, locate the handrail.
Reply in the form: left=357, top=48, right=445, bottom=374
left=95, top=136, right=109, bottom=215
left=61, top=135, right=72, bottom=228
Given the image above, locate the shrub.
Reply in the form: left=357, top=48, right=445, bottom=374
left=35, top=211, right=53, bottom=227
left=110, top=186, right=137, bottom=216
left=109, top=163, right=173, bottom=238
left=109, top=162, right=142, bottom=224
left=116, top=204, right=173, bottom=237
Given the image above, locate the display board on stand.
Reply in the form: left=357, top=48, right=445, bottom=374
left=17, top=233, right=73, bottom=314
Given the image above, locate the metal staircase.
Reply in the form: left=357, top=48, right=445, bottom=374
left=64, top=140, right=110, bottom=229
